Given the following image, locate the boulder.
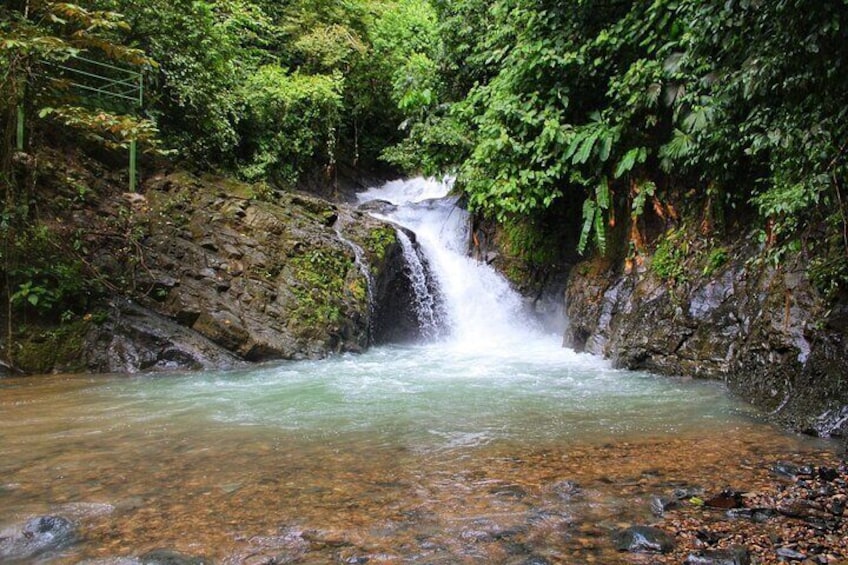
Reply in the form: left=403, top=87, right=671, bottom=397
left=82, top=300, right=243, bottom=373
left=0, top=515, right=77, bottom=561
left=77, top=172, right=425, bottom=369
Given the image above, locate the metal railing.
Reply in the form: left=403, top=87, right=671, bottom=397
left=18, top=54, right=145, bottom=191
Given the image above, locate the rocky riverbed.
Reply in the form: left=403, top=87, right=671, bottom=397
left=626, top=456, right=848, bottom=565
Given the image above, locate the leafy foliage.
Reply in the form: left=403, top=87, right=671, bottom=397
left=238, top=66, right=343, bottom=185
left=391, top=0, right=848, bottom=290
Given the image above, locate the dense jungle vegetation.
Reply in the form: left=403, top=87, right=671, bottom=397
left=1, top=0, right=847, bottom=332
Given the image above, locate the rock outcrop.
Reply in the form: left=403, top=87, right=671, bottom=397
left=115, top=172, right=411, bottom=363
left=3, top=170, right=422, bottom=374
left=564, top=238, right=848, bottom=438
left=81, top=299, right=243, bottom=373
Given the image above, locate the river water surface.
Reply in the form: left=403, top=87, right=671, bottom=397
left=0, top=179, right=839, bottom=564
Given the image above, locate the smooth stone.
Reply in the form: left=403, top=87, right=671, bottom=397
left=776, top=547, right=808, bottom=561
left=612, top=525, right=675, bottom=553
left=650, top=495, right=678, bottom=516
left=685, top=546, right=751, bottom=565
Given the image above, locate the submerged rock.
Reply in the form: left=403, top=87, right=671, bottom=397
left=0, top=515, right=77, bottom=561
left=139, top=549, right=209, bottom=564
left=611, top=525, right=676, bottom=553
left=550, top=480, right=582, bottom=500
left=685, top=546, right=751, bottom=565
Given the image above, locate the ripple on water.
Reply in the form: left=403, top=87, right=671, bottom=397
left=0, top=348, right=837, bottom=564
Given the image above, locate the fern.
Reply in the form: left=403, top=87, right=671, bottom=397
left=574, top=130, right=599, bottom=164
left=594, top=203, right=607, bottom=253
left=614, top=146, right=647, bottom=178
left=578, top=198, right=597, bottom=254
left=595, top=177, right=610, bottom=210
left=659, top=129, right=694, bottom=171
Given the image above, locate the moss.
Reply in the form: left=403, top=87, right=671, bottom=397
left=13, top=319, right=91, bottom=374
left=650, top=228, right=689, bottom=285
left=288, top=248, right=354, bottom=334
left=499, top=217, right=560, bottom=266
left=365, top=225, right=397, bottom=263
left=701, top=246, right=729, bottom=277
left=348, top=277, right=367, bottom=302
left=503, top=263, right=529, bottom=288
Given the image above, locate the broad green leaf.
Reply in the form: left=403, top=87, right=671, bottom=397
left=595, top=177, right=610, bottom=210
left=573, top=130, right=598, bottom=165
left=578, top=198, right=597, bottom=254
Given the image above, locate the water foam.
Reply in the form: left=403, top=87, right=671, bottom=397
left=358, top=177, right=545, bottom=350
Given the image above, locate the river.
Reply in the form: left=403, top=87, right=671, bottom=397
left=0, top=178, right=838, bottom=564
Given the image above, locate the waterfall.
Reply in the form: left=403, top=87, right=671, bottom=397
left=333, top=219, right=375, bottom=340
left=395, top=229, right=443, bottom=339
left=358, top=178, right=541, bottom=350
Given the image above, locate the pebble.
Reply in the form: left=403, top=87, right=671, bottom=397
left=650, top=458, right=848, bottom=564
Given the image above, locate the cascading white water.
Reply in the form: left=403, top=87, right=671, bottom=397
left=333, top=219, right=375, bottom=338
left=395, top=229, right=443, bottom=338
left=358, top=177, right=545, bottom=350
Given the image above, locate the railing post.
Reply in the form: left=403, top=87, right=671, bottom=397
left=16, top=104, right=24, bottom=151
left=129, top=139, right=137, bottom=192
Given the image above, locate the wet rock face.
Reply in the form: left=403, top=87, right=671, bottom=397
left=369, top=230, right=422, bottom=344
left=81, top=172, right=412, bottom=367
left=370, top=227, right=443, bottom=344
left=81, top=300, right=243, bottom=373
left=564, top=242, right=848, bottom=438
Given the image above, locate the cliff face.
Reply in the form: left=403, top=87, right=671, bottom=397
left=5, top=162, right=417, bottom=374
left=563, top=239, right=848, bottom=439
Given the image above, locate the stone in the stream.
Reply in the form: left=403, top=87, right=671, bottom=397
left=704, top=488, right=745, bottom=509
left=0, top=515, right=78, bottom=561
left=673, top=485, right=705, bottom=500
left=489, top=483, right=528, bottom=499
left=726, top=507, right=777, bottom=523
left=550, top=480, right=581, bottom=500
left=775, top=547, right=808, bottom=561
left=773, top=462, right=815, bottom=479
left=611, top=525, right=676, bottom=553
left=650, top=495, right=678, bottom=516
left=521, top=557, right=552, bottom=565
left=818, top=467, right=840, bottom=482
left=684, top=546, right=751, bottom=565
left=139, top=549, right=209, bottom=565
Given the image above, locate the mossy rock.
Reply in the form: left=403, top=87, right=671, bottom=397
left=12, top=320, right=92, bottom=374
left=365, top=225, right=398, bottom=264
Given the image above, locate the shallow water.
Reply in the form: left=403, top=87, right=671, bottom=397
left=0, top=344, right=837, bottom=564
left=1, top=178, right=839, bottom=563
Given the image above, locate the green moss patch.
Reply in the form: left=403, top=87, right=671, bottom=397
left=12, top=319, right=92, bottom=374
